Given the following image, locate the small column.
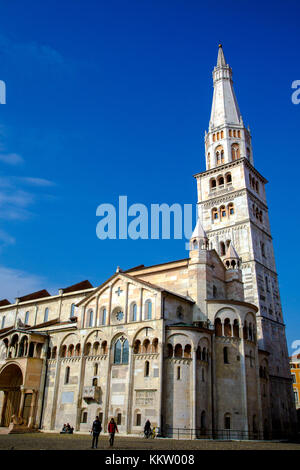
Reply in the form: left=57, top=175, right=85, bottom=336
left=239, top=335, right=249, bottom=432
left=107, top=285, right=113, bottom=325
left=81, top=306, right=86, bottom=329
left=126, top=345, right=134, bottom=434
left=94, top=295, right=100, bottom=327
left=157, top=339, right=164, bottom=433
left=28, top=391, right=37, bottom=428
left=192, top=348, right=197, bottom=437
left=139, top=288, right=143, bottom=322
left=124, top=282, right=129, bottom=324
left=18, top=387, right=26, bottom=419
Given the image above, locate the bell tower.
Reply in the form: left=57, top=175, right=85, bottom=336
left=194, top=45, right=296, bottom=433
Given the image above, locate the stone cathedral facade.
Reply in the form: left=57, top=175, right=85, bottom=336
left=0, top=46, right=296, bottom=438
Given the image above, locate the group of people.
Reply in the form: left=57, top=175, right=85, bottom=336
left=91, top=416, right=119, bottom=448
left=60, top=423, right=74, bottom=434
left=60, top=416, right=154, bottom=447
left=90, top=417, right=155, bottom=448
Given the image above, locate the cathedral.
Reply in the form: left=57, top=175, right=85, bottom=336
left=0, top=46, right=296, bottom=438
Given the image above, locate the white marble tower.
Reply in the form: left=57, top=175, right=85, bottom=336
left=194, top=45, right=295, bottom=432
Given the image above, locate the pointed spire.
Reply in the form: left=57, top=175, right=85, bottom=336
left=224, top=243, right=239, bottom=260
left=190, top=218, right=208, bottom=251
left=217, top=44, right=226, bottom=67
left=191, top=218, right=207, bottom=240
left=209, top=45, right=242, bottom=128
left=223, top=242, right=241, bottom=270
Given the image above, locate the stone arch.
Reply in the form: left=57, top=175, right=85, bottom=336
left=0, top=363, right=23, bottom=427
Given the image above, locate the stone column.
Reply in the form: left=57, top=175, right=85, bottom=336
left=239, top=331, right=249, bottom=432
left=95, top=295, right=100, bottom=327
left=80, top=306, right=86, bottom=329
left=75, top=354, right=86, bottom=431
left=124, top=282, right=129, bottom=324
left=18, top=387, right=25, bottom=420
left=126, top=345, right=134, bottom=434
left=50, top=359, right=61, bottom=430
left=157, top=337, right=164, bottom=433
left=192, top=348, right=197, bottom=437
left=1, top=391, right=8, bottom=426
left=139, top=288, right=143, bottom=322
left=103, top=345, right=113, bottom=431
left=107, top=285, right=113, bottom=325
left=28, top=391, right=37, bottom=428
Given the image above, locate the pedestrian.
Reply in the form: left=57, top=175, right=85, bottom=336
left=91, top=415, right=102, bottom=449
left=144, top=419, right=151, bottom=438
left=108, top=417, right=118, bottom=446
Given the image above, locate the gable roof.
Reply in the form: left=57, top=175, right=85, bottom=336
left=17, top=289, right=51, bottom=302
left=76, top=271, right=194, bottom=307
left=0, top=299, right=11, bottom=307
left=61, top=280, right=93, bottom=294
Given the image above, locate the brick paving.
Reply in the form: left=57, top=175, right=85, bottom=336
left=0, top=433, right=299, bottom=450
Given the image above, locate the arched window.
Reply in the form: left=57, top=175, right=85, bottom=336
left=70, top=304, right=75, bottom=318
left=85, top=342, right=91, bottom=356
left=92, top=378, right=98, bottom=386
left=228, top=203, right=234, bottom=215
left=174, top=344, right=183, bottom=358
left=224, top=318, right=232, bottom=337
left=87, top=309, right=93, bottom=327
left=114, top=337, right=129, bottom=364
left=216, top=145, right=224, bottom=166
left=101, top=340, right=108, bottom=354
left=25, top=311, right=29, bottom=325
left=52, top=346, right=57, bottom=359
left=226, top=173, right=232, bottom=184
left=210, top=178, right=216, bottom=190
left=102, top=308, right=107, bottom=325
left=152, top=338, right=158, bottom=353
left=231, top=143, right=240, bottom=161
left=145, top=300, right=152, bottom=320
left=202, top=368, right=205, bottom=382
left=93, top=342, right=100, bottom=355
left=75, top=343, right=81, bottom=356
left=68, top=344, right=74, bottom=357
left=215, top=318, right=222, bottom=336
left=144, top=361, right=150, bottom=377
left=131, top=303, right=137, bottom=322
left=233, top=320, right=239, bottom=338
left=44, top=308, right=49, bottom=323
left=218, top=176, right=224, bottom=186
left=223, top=347, right=229, bottom=364
left=134, top=339, right=141, bottom=354
left=184, top=344, right=191, bottom=358
left=142, top=339, right=150, bottom=353
left=220, top=205, right=226, bottom=220
left=212, top=208, right=218, bottom=221
left=65, top=366, right=70, bottom=384
left=177, top=366, right=181, bottom=380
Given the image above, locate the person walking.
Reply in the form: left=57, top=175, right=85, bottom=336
left=108, top=418, right=118, bottom=446
left=144, top=419, right=151, bottom=438
left=91, top=415, right=102, bottom=449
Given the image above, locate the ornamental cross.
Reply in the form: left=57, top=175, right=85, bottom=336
left=115, top=287, right=123, bottom=296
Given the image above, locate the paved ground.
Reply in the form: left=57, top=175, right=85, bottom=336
left=0, top=433, right=299, bottom=450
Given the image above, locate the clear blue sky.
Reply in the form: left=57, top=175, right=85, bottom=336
left=0, top=0, right=299, bottom=352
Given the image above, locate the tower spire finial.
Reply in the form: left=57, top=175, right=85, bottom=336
left=217, top=43, right=226, bottom=67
